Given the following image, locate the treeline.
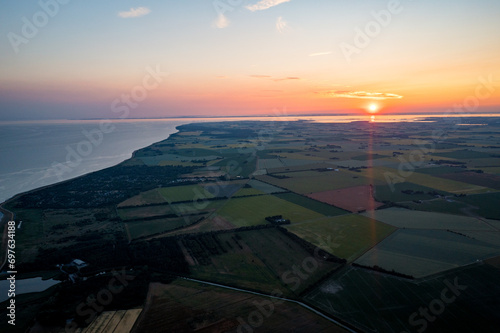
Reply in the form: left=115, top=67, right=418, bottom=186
left=352, top=263, right=414, bottom=279
left=19, top=233, right=190, bottom=276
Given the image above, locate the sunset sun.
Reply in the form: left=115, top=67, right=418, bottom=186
left=368, top=103, right=379, bottom=113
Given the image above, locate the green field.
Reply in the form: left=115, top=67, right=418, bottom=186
left=457, top=192, right=500, bottom=220
left=431, top=149, right=496, bottom=159
left=286, top=214, right=396, bottom=261
left=232, top=187, right=265, bottom=197
left=158, top=184, right=216, bottom=202
left=125, top=216, right=196, bottom=240
left=362, top=207, right=495, bottom=230
left=355, top=229, right=500, bottom=277
left=374, top=182, right=448, bottom=202
left=403, top=198, right=470, bottom=215
left=118, top=200, right=224, bottom=220
left=247, top=179, right=287, bottom=193
left=212, top=153, right=257, bottom=177
left=361, top=166, right=492, bottom=194
left=216, top=195, right=324, bottom=227
left=414, top=166, right=466, bottom=175
left=256, top=170, right=379, bottom=194
left=118, top=188, right=166, bottom=207
left=274, top=192, right=348, bottom=216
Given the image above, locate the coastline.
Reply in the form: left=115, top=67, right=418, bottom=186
left=0, top=125, right=183, bottom=272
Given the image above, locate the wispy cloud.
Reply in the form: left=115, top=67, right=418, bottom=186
left=322, top=91, right=403, bottom=100
left=276, top=16, right=290, bottom=33
left=213, top=13, right=230, bottom=29
left=250, top=75, right=300, bottom=82
left=309, top=51, right=333, bottom=57
left=273, top=76, right=300, bottom=82
left=118, top=7, right=151, bottom=18
left=250, top=75, right=272, bottom=78
left=246, top=0, right=291, bottom=12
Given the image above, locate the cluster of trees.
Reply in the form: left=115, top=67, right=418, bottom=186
left=265, top=215, right=291, bottom=225
left=9, top=165, right=195, bottom=209
left=352, top=263, right=414, bottom=279
left=181, top=234, right=227, bottom=265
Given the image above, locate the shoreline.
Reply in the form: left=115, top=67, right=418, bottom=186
left=0, top=125, right=184, bottom=272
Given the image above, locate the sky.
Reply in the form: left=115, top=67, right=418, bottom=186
left=0, top=0, right=499, bottom=120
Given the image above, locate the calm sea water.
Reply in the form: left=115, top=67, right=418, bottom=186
left=1, top=114, right=498, bottom=203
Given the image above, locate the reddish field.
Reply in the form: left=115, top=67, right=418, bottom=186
left=307, top=185, right=384, bottom=213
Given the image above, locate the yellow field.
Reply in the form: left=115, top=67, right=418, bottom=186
left=79, top=309, right=142, bottom=333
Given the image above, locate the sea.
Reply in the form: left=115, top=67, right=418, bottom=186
left=1, top=113, right=499, bottom=204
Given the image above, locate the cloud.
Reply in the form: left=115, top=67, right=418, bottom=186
left=246, top=0, right=291, bottom=12
left=273, top=76, right=300, bottom=81
left=309, top=51, right=333, bottom=57
left=323, top=91, right=403, bottom=100
left=250, top=75, right=300, bottom=82
left=213, top=13, right=230, bottom=29
left=118, top=7, right=151, bottom=18
left=276, top=16, right=290, bottom=33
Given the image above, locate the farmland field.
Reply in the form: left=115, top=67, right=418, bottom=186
left=274, top=192, right=348, bottom=216
left=158, top=184, right=216, bottom=202
left=247, top=179, right=287, bottom=193
left=354, top=229, right=500, bottom=277
left=286, top=214, right=396, bottom=261
left=215, top=195, right=324, bottom=227
left=373, top=182, right=448, bottom=202
left=308, top=185, right=384, bottom=212
left=436, top=171, right=500, bottom=189
left=256, top=170, right=379, bottom=194
left=125, top=216, right=196, bottom=240
left=118, top=189, right=166, bottom=207
left=403, top=198, right=470, bottom=215
left=456, top=192, right=500, bottom=220
left=431, top=149, right=497, bottom=159
left=305, top=264, right=500, bottom=333
left=185, top=228, right=342, bottom=294
left=133, top=280, right=348, bottom=333
left=83, top=309, right=142, bottom=333
left=232, top=187, right=265, bottom=197
left=361, top=207, right=496, bottom=230
left=355, top=166, right=492, bottom=194
left=118, top=200, right=223, bottom=220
